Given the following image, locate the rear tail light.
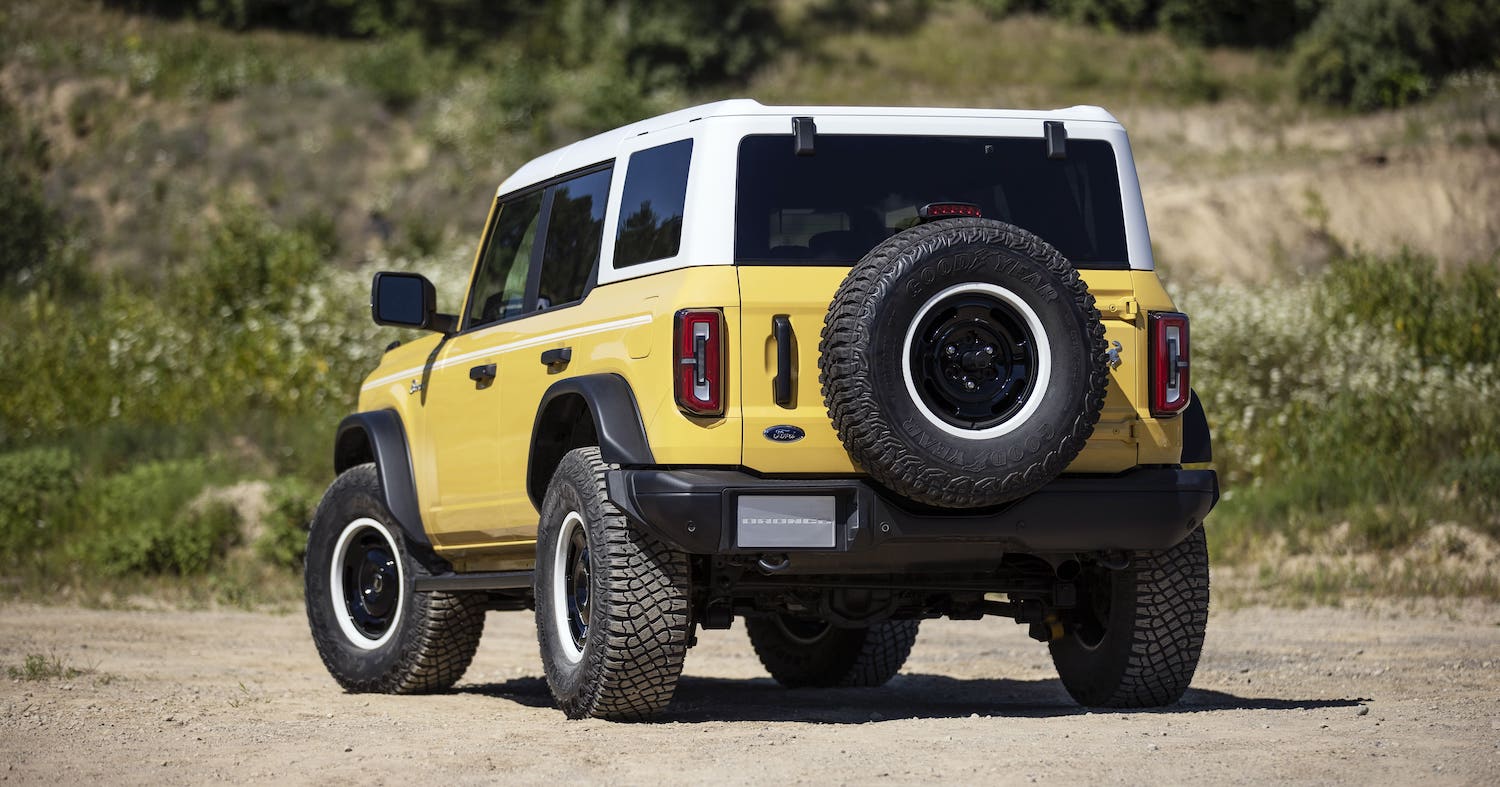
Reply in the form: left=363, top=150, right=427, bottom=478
left=675, top=309, right=725, bottom=416
left=1149, top=312, right=1190, bottom=417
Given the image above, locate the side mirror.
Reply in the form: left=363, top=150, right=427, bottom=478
left=371, top=272, right=456, bottom=333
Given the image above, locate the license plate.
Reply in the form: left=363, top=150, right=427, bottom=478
left=736, top=495, right=836, bottom=548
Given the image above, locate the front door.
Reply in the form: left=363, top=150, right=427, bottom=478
left=422, top=188, right=546, bottom=547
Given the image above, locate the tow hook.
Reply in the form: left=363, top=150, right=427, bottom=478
left=756, top=554, right=790, bottom=574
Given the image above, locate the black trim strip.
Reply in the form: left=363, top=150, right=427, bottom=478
left=414, top=570, right=533, bottom=592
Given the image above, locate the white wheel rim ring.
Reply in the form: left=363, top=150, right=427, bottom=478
left=329, top=517, right=405, bottom=651
left=901, top=282, right=1053, bottom=440
left=552, top=511, right=587, bottom=664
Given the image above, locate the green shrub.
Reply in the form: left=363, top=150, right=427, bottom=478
left=0, top=448, right=78, bottom=559
left=103, top=499, right=241, bottom=576
left=0, top=94, right=60, bottom=292
left=347, top=33, right=435, bottom=112
left=1291, top=0, right=1434, bottom=110
left=1180, top=251, right=1500, bottom=553
left=255, top=477, right=320, bottom=570
left=1157, top=0, right=1321, bottom=47
left=84, top=460, right=239, bottom=575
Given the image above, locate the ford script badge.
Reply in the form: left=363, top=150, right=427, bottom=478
left=763, top=425, right=805, bottom=443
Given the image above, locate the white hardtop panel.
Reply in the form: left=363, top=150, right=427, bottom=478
left=495, top=99, right=1123, bottom=196
left=495, top=99, right=1153, bottom=280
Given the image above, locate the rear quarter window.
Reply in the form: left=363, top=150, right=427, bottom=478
left=614, top=139, right=693, bottom=268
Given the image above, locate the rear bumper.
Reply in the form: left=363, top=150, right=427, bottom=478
left=606, top=466, right=1217, bottom=560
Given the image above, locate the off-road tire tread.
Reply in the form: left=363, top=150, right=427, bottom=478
left=819, top=218, right=1107, bottom=508
left=746, top=618, right=920, bottom=688
left=538, top=447, right=692, bottom=721
left=1052, top=526, right=1210, bottom=708
left=306, top=464, right=486, bottom=695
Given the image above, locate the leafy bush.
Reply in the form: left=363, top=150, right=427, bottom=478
left=0, top=94, right=60, bottom=292
left=1291, top=0, right=1435, bottom=110
left=0, top=448, right=78, bottom=560
left=88, top=461, right=239, bottom=575
left=1157, top=0, right=1321, bottom=47
left=102, top=499, right=241, bottom=575
left=347, top=33, right=436, bottom=112
left=255, top=477, right=320, bottom=571
left=1180, top=251, right=1500, bottom=552
left=1292, top=0, right=1500, bottom=110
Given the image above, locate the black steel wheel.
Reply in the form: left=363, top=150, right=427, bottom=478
left=909, top=289, right=1041, bottom=431
left=305, top=463, right=486, bottom=694
left=535, top=447, right=692, bottom=720
left=1049, top=527, right=1211, bottom=708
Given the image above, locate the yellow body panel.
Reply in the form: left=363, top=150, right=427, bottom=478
left=358, top=262, right=1183, bottom=561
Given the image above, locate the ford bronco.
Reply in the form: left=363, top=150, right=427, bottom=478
left=303, top=100, right=1217, bottom=720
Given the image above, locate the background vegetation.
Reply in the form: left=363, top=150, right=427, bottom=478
left=0, top=0, right=1495, bottom=606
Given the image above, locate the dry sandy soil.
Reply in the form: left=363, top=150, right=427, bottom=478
left=2, top=601, right=1498, bottom=785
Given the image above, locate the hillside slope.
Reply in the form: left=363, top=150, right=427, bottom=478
left=4, top=1, right=1496, bottom=279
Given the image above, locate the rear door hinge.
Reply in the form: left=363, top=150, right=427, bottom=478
left=1092, top=419, right=1137, bottom=442
left=1099, top=296, right=1139, bottom=322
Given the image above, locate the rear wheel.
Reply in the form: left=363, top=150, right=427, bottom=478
left=535, top=447, right=692, bottom=720
left=304, top=464, right=486, bottom=693
left=746, top=614, right=919, bottom=688
left=1049, top=527, right=1210, bottom=707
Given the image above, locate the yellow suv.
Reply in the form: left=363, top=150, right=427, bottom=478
left=303, top=100, right=1218, bottom=720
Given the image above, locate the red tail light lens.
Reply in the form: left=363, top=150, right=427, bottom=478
left=675, top=309, right=725, bottom=416
left=1149, top=312, right=1190, bottom=417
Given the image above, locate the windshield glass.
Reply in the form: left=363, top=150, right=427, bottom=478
left=735, top=134, right=1128, bottom=267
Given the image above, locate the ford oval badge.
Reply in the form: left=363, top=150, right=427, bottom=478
left=763, top=425, right=805, bottom=443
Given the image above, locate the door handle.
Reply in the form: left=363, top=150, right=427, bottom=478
left=772, top=315, right=794, bottom=408
left=469, top=363, right=496, bottom=384
left=540, top=347, right=572, bottom=368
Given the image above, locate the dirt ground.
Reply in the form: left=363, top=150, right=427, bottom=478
left=2, top=600, right=1497, bottom=785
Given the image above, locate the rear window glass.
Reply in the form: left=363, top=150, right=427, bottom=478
left=615, top=139, right=692, bottom=268
left=735, top=135, right=1128, bottom=267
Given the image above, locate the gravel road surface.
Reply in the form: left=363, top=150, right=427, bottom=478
left=3, top=601, right=1497, bottom=784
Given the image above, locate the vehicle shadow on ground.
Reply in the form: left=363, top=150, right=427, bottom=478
left=458, top=674, right=1368, bottom=723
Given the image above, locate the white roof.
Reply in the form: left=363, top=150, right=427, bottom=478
left=496, top=99, right=1121, bottom=196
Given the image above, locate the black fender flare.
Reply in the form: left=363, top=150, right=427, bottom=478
left=333, top=410, right=433, bottom=555
left=528, top=373, right=655, bottom=508
left=1181, top=388, right=1212, bottom=465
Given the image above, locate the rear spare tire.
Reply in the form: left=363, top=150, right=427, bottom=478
left=820, top=218, right=1107, bottom=508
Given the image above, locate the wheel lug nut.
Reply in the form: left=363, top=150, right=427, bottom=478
left=985, top=346, right=994, bottom=355
left=945, top=345, right=957, bottom=356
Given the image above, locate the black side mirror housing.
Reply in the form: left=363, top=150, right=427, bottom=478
left=371, top=272, right=457, bottom=333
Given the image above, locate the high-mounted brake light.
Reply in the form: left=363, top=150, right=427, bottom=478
left=675, top=309, right=726, bottom=416
left=1149, top=312, right=1191, bottom=417
left=918, top=202, right=983, bottom=221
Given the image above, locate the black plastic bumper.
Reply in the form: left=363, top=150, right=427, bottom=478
left=606, top=467, right=1218, bottom=561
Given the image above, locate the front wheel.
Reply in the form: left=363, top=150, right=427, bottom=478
left=304, top=463, right=486, bottom=693
left=1048, top=526, right=1210, bottom=707
left=746, top=614, right=919, bottom=688
left=535, top=447, right=692, bottom=720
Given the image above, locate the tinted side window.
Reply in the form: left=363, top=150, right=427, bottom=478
left=614, top=139, right=692, bottom=268
left=466, top=190, right=544, bottom=329
left=539, top=167, right=612, bottom=308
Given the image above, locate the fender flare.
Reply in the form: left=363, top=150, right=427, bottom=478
left=528, top=373, right=654, bottom=508
left=1181, top=388, right=1212, bottom=464
left=333, top=410, right=433, bottom=554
